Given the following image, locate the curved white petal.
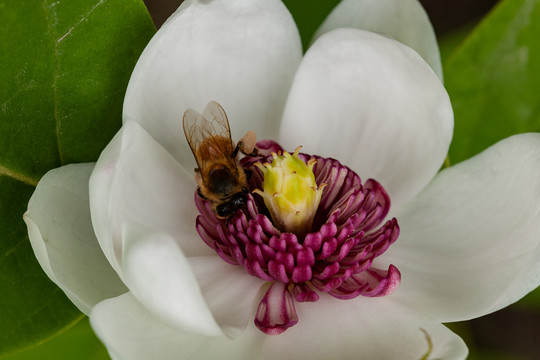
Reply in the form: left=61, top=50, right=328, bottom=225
left=121, top=224, right=221, bottom=336
left=380, top=133, right=540, bottom=322
left=123, top=0, right=302, bottom=171
left=90, top=293, right=265, bottom=360
left=88, top=130, right=123, bottom=275
left=313, top=0, right=442, bottom=80
left=261, top=295, right=467, bottom=360
left=279, top=29, right=453, bottom=210
left=188, top=257, right=265, bottom=339
left=24, top=164, right=126, bottom=315
left=89, top=121, right=214, bottom=276
left=124, top=235, right=267, bottom=338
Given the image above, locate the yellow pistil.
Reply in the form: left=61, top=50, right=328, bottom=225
left=254, top=146, right=325, bottom=236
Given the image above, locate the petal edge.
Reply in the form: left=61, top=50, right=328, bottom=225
left=383, top=133, right=540, bottom=321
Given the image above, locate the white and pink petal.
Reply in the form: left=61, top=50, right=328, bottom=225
left=24, top=163, right=127, bottom=315
left=120, top=224, right=223, bottom=336
left=188, top=256, right=266, bottom=339
left=89, top=120, right=214, bottom=277
left=90, top=293, right=265, bottom=360
left=123, top=0, right=303, bottom=171
left=279, top=29, right=453, bottom=211
left=380, top=133, right=540, bottom=322
left=314, top=0, right=443, bottom=80
left=261, top=295, right=467, bottom=360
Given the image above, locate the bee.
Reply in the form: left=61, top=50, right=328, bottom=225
left=183, top=101, right=258, bottom=219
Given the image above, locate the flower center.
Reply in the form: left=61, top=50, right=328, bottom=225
left=253, top=146, right=325, bottom=237
left=194, top=140, right=401, bottom=335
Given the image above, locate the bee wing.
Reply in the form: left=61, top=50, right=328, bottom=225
left=182, top=101, right=234, bottom=170
left=183, top=108, right=205, bottom=170
left=202, top=100, right=233, bottom=148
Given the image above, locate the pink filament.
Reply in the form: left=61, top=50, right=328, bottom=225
left=194, top=140, right=401, bottom=334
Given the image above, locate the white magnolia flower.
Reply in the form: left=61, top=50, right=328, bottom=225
left=24, top=0, right=540, bottom=359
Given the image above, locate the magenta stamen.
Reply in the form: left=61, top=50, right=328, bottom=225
left=292, top=282, right=319, bottom=302
left=194, top=140, right=401, bottom=334
left=255, top=282, right=299, bottom=335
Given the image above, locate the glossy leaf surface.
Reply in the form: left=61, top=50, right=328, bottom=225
left=0, top=0, right=154, bottom=354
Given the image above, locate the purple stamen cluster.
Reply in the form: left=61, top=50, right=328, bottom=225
left=195, top=140, right=400, bottom=335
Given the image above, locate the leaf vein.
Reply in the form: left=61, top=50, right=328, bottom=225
left=57, top=0, right=107, bottom=44
left=0, top=165, right=39, bottom=187
left=42, top=0, right=64, bottom=165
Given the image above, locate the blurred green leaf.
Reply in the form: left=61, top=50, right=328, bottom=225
left=445, top=0, right=540, bottom=163
left=2, top=317, right=108, bottom=360
left=0, top=0, right=154, bottom=355
left=438, top=22, right=477, bottom=67
left=282, top=0, right=340, bottom=51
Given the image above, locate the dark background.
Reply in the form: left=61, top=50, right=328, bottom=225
left=142, top=0, right=500, bottom=34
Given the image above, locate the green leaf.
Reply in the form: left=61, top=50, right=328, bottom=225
left=445, top=0, right=540, bottom=163
left=2, top=317, right=108, bottom=360
left=282, top=0, right=340, bottom=51
left=0, top=0, right=155, bottom=355
left=438, top=22, right=477, bottom=68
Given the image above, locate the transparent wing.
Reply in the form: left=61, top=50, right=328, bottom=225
left=202, top=100, right=233, bottom=145
left=182, top=101, right=234, bottom=169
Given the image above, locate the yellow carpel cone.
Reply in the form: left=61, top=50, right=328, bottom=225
left=254, top=147, right=325, bottom=236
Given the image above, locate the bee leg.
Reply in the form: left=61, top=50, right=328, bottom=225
left=244, top=168, right=253, bottom=180
left=232, top=144, right=241, bottom=159
left=247, top=147, right=259, bottom=157
left=237, top=130, right=258, bottom=156
left=233, top=143, right=258, bottom=158
left=196, top=187, right=208, bottom=200
left=194, top=169, right=203, bottom=187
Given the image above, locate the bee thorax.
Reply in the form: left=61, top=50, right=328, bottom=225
left=207, top=167, right=240, bottom=194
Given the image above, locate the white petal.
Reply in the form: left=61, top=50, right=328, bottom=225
left=188, top=256, right=265, bottom=339
left=380, top=133, right=540, bottom=321
left=261, top=295, right=467, bottom=360
left=24, top=164, right=126, bottom=315
left=89, top=121, right=214, bottom=275
left=121, top=224, right=221, bottom=336
left=88, top=130, right=124, bottom=275
left=313, top=0, right=442, bottom=80
left=91, top=293, right=265, bottom=360
left=279, top=29, right=453, bottom=210
left=123, top=0, right=302, bottom=171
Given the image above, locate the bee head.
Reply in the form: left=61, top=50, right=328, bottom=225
left=216, top=191, right=247, bottom=218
